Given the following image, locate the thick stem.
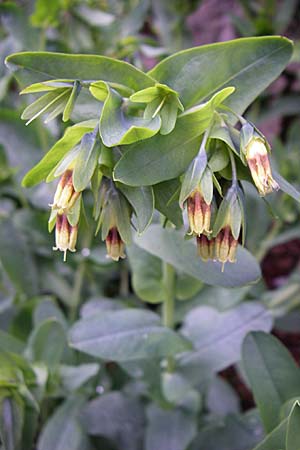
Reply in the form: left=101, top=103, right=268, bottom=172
left=162, top=261, right=176, bottom=372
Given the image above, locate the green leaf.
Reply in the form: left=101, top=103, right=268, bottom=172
left=22, top=121, right=95, bottom=187
left=81, top=392, right=144, bottom=450
left=59, top=364, right=99, bottom=392
left=100, top=88, right=161, bottom=146
left=175, top=273, right=202, bottom=301
left=179, top=148, right=207, bottom=207
left=63, top=80, right=81, bottom=122
left=153, top=179, right=183, bottom=227
left=145, top=404, right=197, bottom=450
left=73, top=130, right=100, bottom=192
left=180, top=303, right=272, bottom=380
left=0, top=218, right=38, bottom=297
left=0, top=331, right=25, bottom=355
left=69, top=309, right=191, bottom=361
left=117, top=184, right=154, bottom=233
left=127, top=244, right=164, bottom=303
left=253, top=419, right=288, bottom=450
left=286, top=401, right=300, bottom=450
left=242, top=332, right=300, bottom=433
left=26, top=319, right=66, bottom=367
left=113, top=87, right=234, bottom=186
left=37, top=396, right=89, bottom=450
left=21, top=89, right=70, bottom=125
left=6, top=51, right=154, bottom=91
left=273, top=169, right=300, bottom=202
left=20, top=79, right=74, bottom=94
left=190, top=412, right=264, bottom=450
left=134, top=225, right=261, bottom=287
left=0, top=391, right=24, bottom=450
left=148, top=37, right=293, bottom=112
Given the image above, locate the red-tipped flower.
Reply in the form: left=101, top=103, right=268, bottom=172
left=197, top=235, right=215, bottom=261
left=105, top=227, right=126, bottom=261
left=214, top=226, right=238, bottom=265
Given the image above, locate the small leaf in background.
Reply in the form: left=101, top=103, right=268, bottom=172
left=0, top=217, right=38, bottom=298
left=59, top=364, right=100, bottom=392
left=175, top=272, right=203, bottom=301
left=286, top=401, right=300, bottom=450
left=26, top=319, right=67, bottom=367
left=0, top=391, right=24, bottom=450
left=153, top=179, right=183, bottom=227
left=81, top=392, right=145, bottom=450
left=134, top=225, right=261, bottom=287
left=127, top=244, right=164, bottom=303
left=69, top=309, right=192, bottom=361
left=180, top=303, right=272, bottom=383
left=37, top=396, right=89, bottom=450
left=242, top=332, right=300, bottom=432
left=145, top=404, right=197, bottom=450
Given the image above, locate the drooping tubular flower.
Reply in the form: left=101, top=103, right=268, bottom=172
left=52, top=169, right=80, bottom=212
left=212, top=185, right=244, bottom=270
left=187, top=187, right=211, bottom=236
left=240, top=123, right=279, bottom=196
left=94, top=177, right=132, bottom=262
left=197, top=234, right=215, bottom=261
left=53, top=213, right=78, bottom=261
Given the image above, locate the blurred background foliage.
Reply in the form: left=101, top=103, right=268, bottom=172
left=1, top=1, right=300, bottom=450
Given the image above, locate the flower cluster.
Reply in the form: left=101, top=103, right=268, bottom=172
left=181, top=118, right=278, bottom=268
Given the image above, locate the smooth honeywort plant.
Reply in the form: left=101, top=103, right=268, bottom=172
left=5, top=38, right=297, bottom=268
left=3, top=34, right=300, bottom=450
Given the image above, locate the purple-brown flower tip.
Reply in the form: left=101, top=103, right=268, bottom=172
left=53, top=214, right=78, bottom=261
left=105, top=227, right=126, bottom=262
left=197, top=234, right=215, bottom=262
left=245, top=138, right=279, bottom=196
left=187, top=188, right=211, bottom=236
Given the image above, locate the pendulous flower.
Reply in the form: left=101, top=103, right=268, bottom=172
left=52, top=169, right=80, bottom=212
left=214, top=226, right=238, bottom=265
left=53, top=213, right=78, bottom=261
left=197, top=234, right=215, bottom=261
left=187, top=187, right=211, bottom=236
left=105, top=227, right=126, bottom=261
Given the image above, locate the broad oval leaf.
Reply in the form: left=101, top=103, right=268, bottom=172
left=69, top=309, right=191, bottom=361
left=114, top=87, right=235, bottom=186
left=242, top=331, right=300, bottom=433
left=6, top=51, right=154, bottom=91
left=22, top=121, right=96, bottom=187
left=117, top=183, right=154, bottom=233
left=148, top=36, right=293, bottom=112
left=134, top=225, right=261, bottom=287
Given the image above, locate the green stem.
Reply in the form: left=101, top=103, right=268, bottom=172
left=69, top=228, right=93, bottom=322
left=162, top=261, right=176, bottom=372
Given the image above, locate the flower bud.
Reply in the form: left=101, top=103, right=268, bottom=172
left=197, top=235, right=215, bottom=261
left=105, top=227, right=126, bottom=261
left=244, top=137, right=279, bottom=196
left=52, top=169, right=80, bottom=211
left=214, top=226, right=238, bottom=268
left=187, top=188, right=211, bottom=236
left=53, top=214, right=78, bottom=261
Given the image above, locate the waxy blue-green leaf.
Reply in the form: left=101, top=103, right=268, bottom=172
left=242, top=332, right=300, bottom=433
left=253, top=419, right=288, bottom=450
left=73, top=130, right=100, bottom=192
left=100, top=87, right=161, bottom=146
left=21, top=89, right=70, bottom=125
left=153, top=179, right=183, bottom=228
left=135, top=225, right=261, bottom=287
left=0, top=391, right=24, bottom=450
left=114, top=87, right=235, bottom=186
left=273, top=169, right=300, bottom=202
left=286, top=401, right=300, bottom=450
left=37, top=396, right=89, bottom=450
left=179, top=147, right=207, bottom=207
left=22, top=120, right=96, bottom=187
left=127, top=244, right=164, bottom=304
left=63, top=80, right=81, bottom=122
left=6, top=51, right=155, bottom=91
left=117, top=184, right=154, bottom=233
left=69, top=309, right=192, bottom=361
left=148, top=36, right=293, bottom=112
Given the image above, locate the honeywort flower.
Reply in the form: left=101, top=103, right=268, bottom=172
left=240, top=123, right=279, bottom=196
left=52, top=169, right=80, bottom=212
left=187, top=187, right=211, bottom=236
left=197, top=234, right=215, bottom=261
left=94, top=177, right=132, bottom=261
left=53, top=214, right=78, bottom=261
